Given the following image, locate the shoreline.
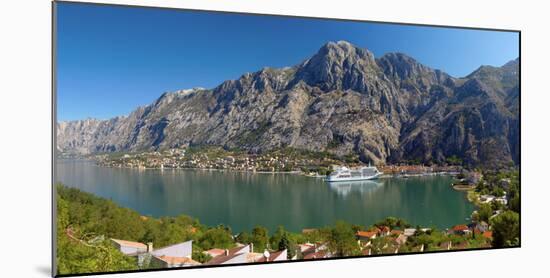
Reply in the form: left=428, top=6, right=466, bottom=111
left=73, top=160, right=459, bottom=179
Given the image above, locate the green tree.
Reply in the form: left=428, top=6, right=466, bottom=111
left=492, top=187, right=505, bottom=197
left=270, top=227, right=297, bottom=259
left=328, top=221, right=360, bottom=256
left=191, top=249, right=212, bottom=263
left=198, top=227, right=235, bottom=250
left=375, top=217, right=410, bottom=230
left=490, top=211, right=520, bottom=247
left=278, top=233, right=295, bottom=259
left=56, top=187, right=138, bottom=275
left=269, top=226, right=286, bottom=248
left=236, top=231, right=252, bottom=244
left=251, top=226, right=269, bottom=252
left=478, top=203, right=493, bottom=223
left=509, top=194, right=520, bottom=213
left=56, top=236, right=137, bottom=275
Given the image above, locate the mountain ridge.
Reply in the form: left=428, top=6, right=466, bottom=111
left=57, top=41, right=519, bottom=168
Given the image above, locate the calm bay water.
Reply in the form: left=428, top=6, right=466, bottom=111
left=55, top=159, right=474, bottom=233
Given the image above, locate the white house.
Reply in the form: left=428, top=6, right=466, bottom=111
left=111, top=239, right=197, bottom=268
left=110, top=239, right=148, bottom=255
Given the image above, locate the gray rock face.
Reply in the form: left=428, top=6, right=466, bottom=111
left=57, top=41, right=519, bottom=167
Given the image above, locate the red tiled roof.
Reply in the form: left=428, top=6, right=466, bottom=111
left=452, top=224, right=469, bottom=231
left=482, top=231, right=493, bottom=239
left=356, top=231, right=377, bottom=238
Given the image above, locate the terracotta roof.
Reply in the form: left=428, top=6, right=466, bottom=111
left=111, top=239, right=147, bottom=249
left=452, top=225, right=469, bottom=231
left=356, top=231, right=377, bottom=238
left=205, top=248, right=226, bottom=257
left=378, top=226, right=390, bottom=232
left=482, top=231, right=493, bottom=239
left=156, top=255, right=201, bottom=266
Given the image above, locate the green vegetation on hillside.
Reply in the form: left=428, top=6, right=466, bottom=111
left=56, top=181, right=517, bottom=275
left=470, top=169, right=520, bottom=247
left=56, top=184, right=222, bottom=274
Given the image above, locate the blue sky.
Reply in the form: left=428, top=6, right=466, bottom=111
left=56, top=2, right=519, bottom=121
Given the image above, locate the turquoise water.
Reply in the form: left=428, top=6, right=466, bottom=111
left=55, top=159, right=474, bottom=233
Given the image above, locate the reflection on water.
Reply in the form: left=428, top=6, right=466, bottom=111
left=328, top=180, right=384, bottom=197
left=55, top=159, right=474, bottom=232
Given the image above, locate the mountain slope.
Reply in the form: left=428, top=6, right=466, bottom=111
left=57, top=41, right=519, bottom=167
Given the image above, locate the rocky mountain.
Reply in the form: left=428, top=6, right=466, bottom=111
left=57, top=41, right=519, bottom=168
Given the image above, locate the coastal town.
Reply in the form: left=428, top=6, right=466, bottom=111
left=101, top=217, right=494, bottom=270
left=91, top=146, right=463, bottom=178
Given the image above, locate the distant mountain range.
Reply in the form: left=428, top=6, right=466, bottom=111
left=57, top=41, right=519, bottom=167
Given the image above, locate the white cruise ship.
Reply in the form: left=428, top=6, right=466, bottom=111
left=326, top=166, right=382, bottom=182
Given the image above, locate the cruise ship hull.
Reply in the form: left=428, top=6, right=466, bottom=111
left=326, top=173, right=382, bottom=182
